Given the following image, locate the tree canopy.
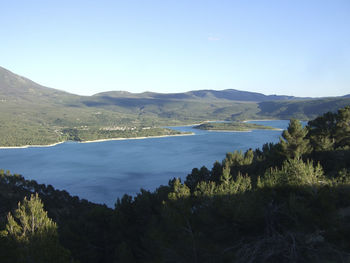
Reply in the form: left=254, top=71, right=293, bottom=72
left=2, top=194, right=72, bottom=263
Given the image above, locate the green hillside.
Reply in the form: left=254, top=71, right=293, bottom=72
left=257, top=98, right=350, bottom=120
left=0, top=66, right=349, bottom=146
left=194, top=121, right=278, bottom=131
left=0, top=67, right=185, bottom=146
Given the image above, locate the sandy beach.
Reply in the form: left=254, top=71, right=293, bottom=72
left=0, top=141, right=65, bottom=149
left=80, top=132, right=195, bottom=144
left=0, top=133, right=195, bottom=149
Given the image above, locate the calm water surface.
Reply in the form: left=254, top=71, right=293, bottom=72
left=0, top=120, right=289, bottom=207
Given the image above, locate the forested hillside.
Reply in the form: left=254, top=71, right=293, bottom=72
left=0, top=67, right=188, bottom=146
left=1, top=106, right=350, bottom=262
left=257, top=97, right=350, bottom=120
left=1, top=66, right=349, bottom=146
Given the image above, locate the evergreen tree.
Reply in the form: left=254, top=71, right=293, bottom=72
left=210, top=161, right=223, bottom=183
left=243, top=148, right=254, bottom=165
left=3, top=193, right=72, bottom=263
left=220, top=164, right=232, bottom=186
left=168, top=178, right=190, bottom=200
left=259, top=158, right=325, bottom=188
left=185, top=166, right=210, bottom=190
left=280, top=119, right=311, bottom=159
left=307, top=111, right=337, bottom=151
left=335, top=106, right=350, bottom=148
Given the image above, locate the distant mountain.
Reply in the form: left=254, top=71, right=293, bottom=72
left=95, top=89, right=303, bottom=102
left=188, top=89, right=300, bottom=102
left=0, top=65, right=349, bottom=146
left=0, top=66, right=78, bottom=105
left=0, top=67, right=134, bottom=146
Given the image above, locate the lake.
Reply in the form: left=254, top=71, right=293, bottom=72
left=0, top=120, right=289, bottom=207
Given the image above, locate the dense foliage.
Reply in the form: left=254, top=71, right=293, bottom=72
left=1, top=193, right=73, bottom=262
left=1, top=106, right=350, bottom=262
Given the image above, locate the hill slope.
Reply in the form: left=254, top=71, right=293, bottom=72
left=0, top=67, right=159, bottom=146
left=0, top=66, right=79, bottom=104
left=95, top=88, right=300, bottom=102
left=0, top=66, right=349, bottom=146
left=257, top=97, right=350, bottom=120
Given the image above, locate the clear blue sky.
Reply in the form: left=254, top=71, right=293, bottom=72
left=1, top=0, right=349, bottom=97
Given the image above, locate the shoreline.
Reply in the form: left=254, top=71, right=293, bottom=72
left=173, top=119, right=282, bottom=127
left=0, top=133, right=195, bottom=149
left=0, top=141, right=65, bottom=150
left=0, top=119, right=284, bottom=149
left=197, top=127, right=282, bottom=133
left=80, top=132, right=195, bottom=144
left=204, top=129, right=252, bottom=133
left=167, top=120, right=218, bottom=127
left=242, top=119, right=279, bottom=123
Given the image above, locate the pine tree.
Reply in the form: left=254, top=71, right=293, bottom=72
left=260, top=158, right=324, bottom=187
left=185, top=166, right=210, bottom=190
left=210, top=161, right=222, bottom=183
left=335, top=106, right=350, bottom=148
left=307, top=111, right=337, bottom=151
left=220, top=164, right=232, bottom=186
left=6, top=193, right=56, bottom=238
left=280, top=119, right=311, bottom=159
left=3, top=193, right=72, bottom=263
left=168, top=178, right=190, bottom=200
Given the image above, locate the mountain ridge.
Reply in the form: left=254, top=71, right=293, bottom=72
left=0, top=66, right=345, bottom=103
left=0, top=65, right=349, bottom=146
left=0, top=66, right=77, bottom=103
left=94, top=89, right=306, bottom=102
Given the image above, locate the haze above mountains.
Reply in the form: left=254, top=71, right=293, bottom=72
left=0, top=65, right=349, bottom=146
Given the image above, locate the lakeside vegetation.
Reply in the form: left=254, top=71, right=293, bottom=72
left=61, top=127, right=185, bottom=142
left=0, top=123, right=186, bottom=147
left=1, top=106, right=350, bottom=262
left=193, top=121, right=279, bottom=131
